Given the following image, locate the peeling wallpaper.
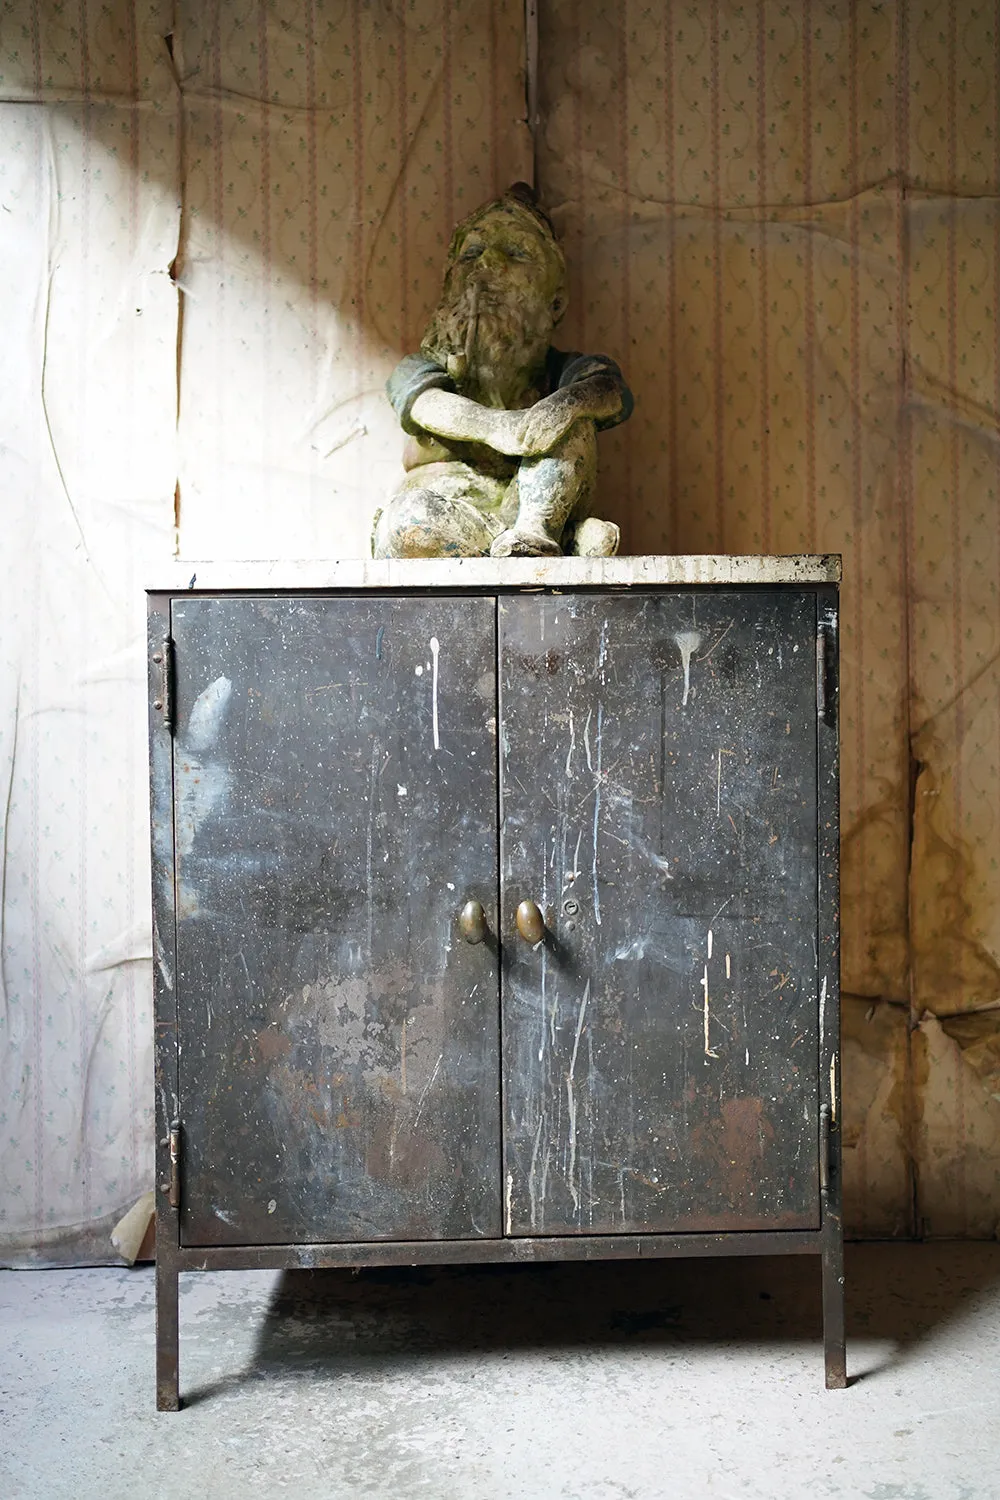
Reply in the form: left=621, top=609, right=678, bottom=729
left=0, top=0, right=180, bottom=1261
left=0, top=0, right=997, bottom=1260
left=538, top=0, right=1000, bottom=1237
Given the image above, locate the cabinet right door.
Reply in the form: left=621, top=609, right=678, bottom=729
left=499, top=590, right=822, bottom=1236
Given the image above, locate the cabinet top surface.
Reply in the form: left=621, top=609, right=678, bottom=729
left=148, top=554, right=840, bottom=593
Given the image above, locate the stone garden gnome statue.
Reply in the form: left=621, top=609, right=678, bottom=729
left=372, top=183, right=633, bottom=559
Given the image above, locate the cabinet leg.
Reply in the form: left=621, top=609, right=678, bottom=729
left=821, top=1237, right=847, bottom=1389
left=156, top=1258, right=180, bottom=1411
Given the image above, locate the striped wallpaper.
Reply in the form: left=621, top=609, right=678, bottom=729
left=539, top=1, right=1000, bottom=1235
left=0, top=0, right=179, bottom=1260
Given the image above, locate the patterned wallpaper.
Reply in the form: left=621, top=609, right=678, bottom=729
left=175, top=0, right=531, bottom=559
left=0, top=0, right=180, bottom=1259
left=0, top=0, right=998, bottom=1258
left=539, top=1, right=1000, bottom=1235
left=0, top=0, right=530, bottom=1261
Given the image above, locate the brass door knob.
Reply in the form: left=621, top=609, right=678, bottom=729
left=515, top=899, right=545, bottom=944
left=458, top=899, right=489, bottom=944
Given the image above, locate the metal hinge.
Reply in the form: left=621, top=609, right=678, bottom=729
left=816, top=608, right=837, bottom=727
left=152, top=636, right=174, bottom=733
left=819, top=1102, right=835, bottom=1195
left=167, top=1119, right=182, bottom=1209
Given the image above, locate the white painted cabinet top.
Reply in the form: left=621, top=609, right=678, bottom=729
left=148, top=554, right=841, bottom=592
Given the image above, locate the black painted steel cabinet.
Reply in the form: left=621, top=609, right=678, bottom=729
left=149, top=564, right=843, bottom=1408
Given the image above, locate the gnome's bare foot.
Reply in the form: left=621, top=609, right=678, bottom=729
left=489, top=528, right=562, bottom=558
left=564, top=517, right=620, bottom=557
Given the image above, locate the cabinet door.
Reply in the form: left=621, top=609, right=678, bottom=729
left=499, top=591, right=821, bottom=1235
left=170, top=596, right=500, bottom=1245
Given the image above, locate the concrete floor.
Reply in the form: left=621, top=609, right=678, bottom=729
left=1, top=1246, right=998, bottom=1499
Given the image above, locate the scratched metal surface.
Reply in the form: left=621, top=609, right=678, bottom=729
left=499, top=591, right=820, bottom=1235
left=170, top=596, right=500, bottom=1246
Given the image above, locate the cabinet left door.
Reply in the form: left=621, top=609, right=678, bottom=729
left=167, top=595, right=501, bottom=1245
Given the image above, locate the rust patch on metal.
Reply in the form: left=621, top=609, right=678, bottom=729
left=518, top=648, right=563, bottom=675
left=256, top=1027, right=291, bottom=1063
left=689, top=1097, right=778, bottom=1216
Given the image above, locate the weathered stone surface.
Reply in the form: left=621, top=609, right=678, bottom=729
left=375, top=186, right=633, bottom=559
left=149, top=554, right=843, bottom=592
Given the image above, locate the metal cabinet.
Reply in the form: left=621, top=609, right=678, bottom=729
left=149, top=557, right=843, bottom=1408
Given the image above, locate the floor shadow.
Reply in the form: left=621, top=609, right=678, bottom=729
left=841, top=1242, right=1000, bottom=1353
left=232, top=1242, right=1000, bottom=1389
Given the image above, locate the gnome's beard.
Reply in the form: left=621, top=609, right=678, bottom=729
left=421, top=278, right=553, bottom=410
